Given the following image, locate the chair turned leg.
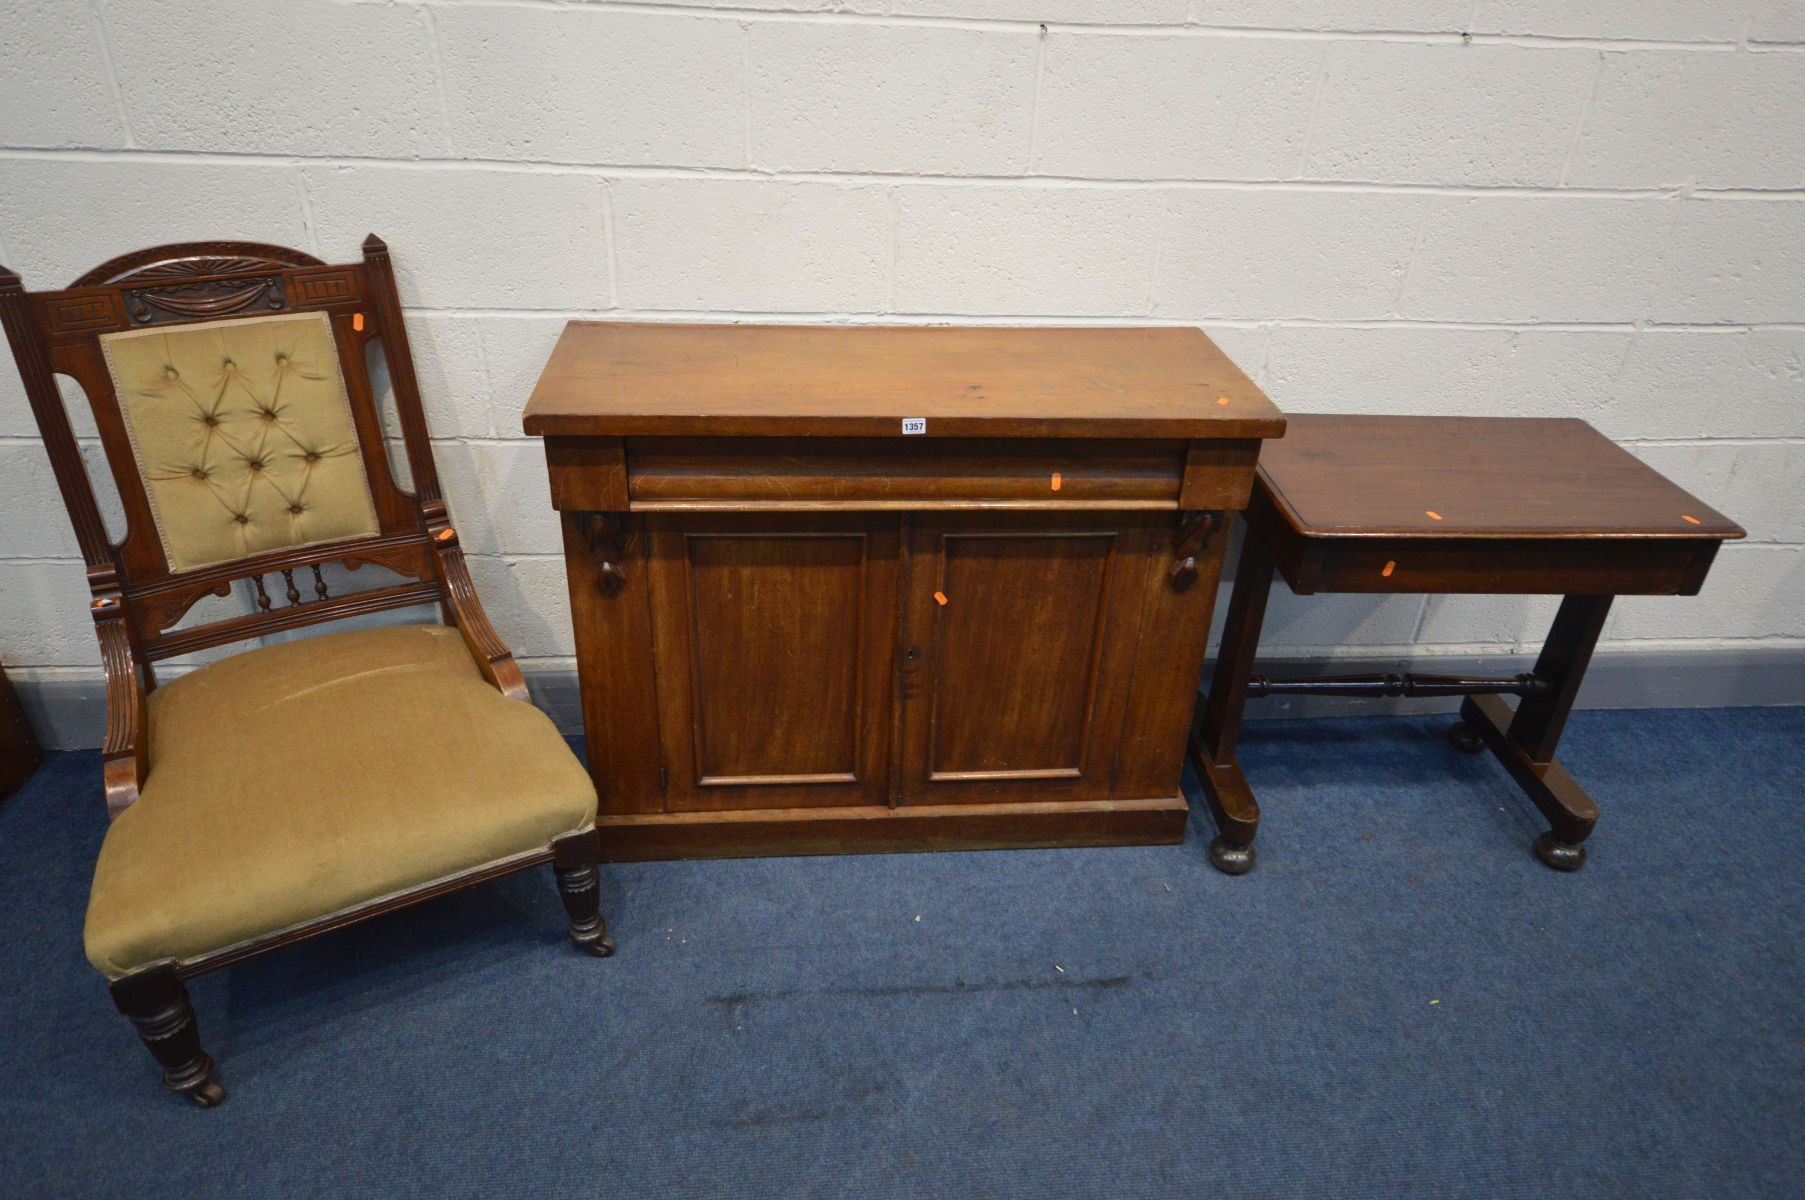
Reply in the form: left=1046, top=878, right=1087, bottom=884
left=108, top=966, right=223, bottom=1107
left=551, top=830, right=615, bottom=958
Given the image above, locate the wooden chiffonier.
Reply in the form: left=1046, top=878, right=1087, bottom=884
left=524, top=323, right=1285, bottom=860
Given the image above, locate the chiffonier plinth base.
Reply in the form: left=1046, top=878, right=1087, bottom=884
left=595, top=796, right=1190, bottom=861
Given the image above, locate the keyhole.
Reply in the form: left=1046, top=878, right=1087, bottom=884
left=905, top=647, right=919, bottom=663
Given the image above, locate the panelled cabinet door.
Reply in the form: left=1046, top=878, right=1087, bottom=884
left=898, top=512, right=1155, bottom=805
left=642, top=513, right=900, bottom=810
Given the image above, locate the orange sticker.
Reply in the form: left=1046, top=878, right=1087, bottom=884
left=435, top=527, right=456, bottom=542
left=1381, top=560, right=1396, bottom=577
left=1217, top=395, right=1230, bottom=406
left=1681, top=514, right=1701, bottom=525
left=352, top=313, right=365, bottom=332
left=1425, top=511, right=1443, bottom=521
left=934, top=591, right=948, bottom=606
left=1051, top=471, right=1063, bottom=492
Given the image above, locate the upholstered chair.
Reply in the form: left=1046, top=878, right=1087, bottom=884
left=0, top=238, right=613, bottom=1107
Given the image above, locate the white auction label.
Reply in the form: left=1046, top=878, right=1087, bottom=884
left=901, top=418, right=927, bottom=435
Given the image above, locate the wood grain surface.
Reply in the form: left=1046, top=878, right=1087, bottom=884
left=524, top=323, right=1285, bottom=440
left=1258, top=415, right=1743, bottom=539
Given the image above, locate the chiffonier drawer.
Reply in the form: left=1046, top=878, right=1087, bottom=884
left=611, top=437, right=1260, bottom=511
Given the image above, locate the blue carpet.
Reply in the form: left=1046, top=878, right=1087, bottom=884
left=1, top=706, right=1802, bottom=1199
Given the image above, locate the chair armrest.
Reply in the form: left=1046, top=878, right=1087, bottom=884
left=92, top=595, right=147, bottom=819
left=429, top=526, right=531, bottom=703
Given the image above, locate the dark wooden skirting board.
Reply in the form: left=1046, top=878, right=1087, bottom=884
left=0, top=661, right=43, bottom=798
left=595, top=796, right=1190, bottom=861
left=18, top=645, right=1805, bottom=753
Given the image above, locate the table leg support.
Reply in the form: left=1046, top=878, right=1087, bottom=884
left=1188, top=526, right=1274, bottom=875
left=1194, top=758, right=1260, bottom=875
left=1455, top=594, right=1612, bottom=871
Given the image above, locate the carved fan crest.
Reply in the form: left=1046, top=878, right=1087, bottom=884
left=73, top=241, right=325, bottom=288
left=129, top=257, right=289, bottom=281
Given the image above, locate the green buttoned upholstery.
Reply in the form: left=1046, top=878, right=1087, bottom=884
left=100, top=311, right=380, bottom=574
left=83, top=625, right=598, bottom=978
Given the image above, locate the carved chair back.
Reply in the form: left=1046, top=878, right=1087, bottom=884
left=1, top=237, right=520, bottom=813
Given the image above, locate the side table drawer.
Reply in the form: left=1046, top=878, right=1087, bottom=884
left=1298, top=536, right=1723, bottom=597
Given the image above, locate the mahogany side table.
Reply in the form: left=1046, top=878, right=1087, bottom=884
left=1189, top=414, right=1744, bottom=874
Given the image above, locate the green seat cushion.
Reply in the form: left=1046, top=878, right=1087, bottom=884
left=84, top=624, right=597, bottom=978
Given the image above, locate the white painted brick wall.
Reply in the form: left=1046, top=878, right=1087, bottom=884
left=895, top=186, right=1164, bottom=314
left=1754, top=0, right=1805, bottom=42
left=1199, top=2, right=1471, bottom=33
left=1036, top=35, right=1320, bottom=179
left=435, top=8, right=744, bottom=167
left=751, top=23, right=1040, bottom=174
left=1471, top=2, right=1751, bottom=43
left=2, top=0, right=1801, bottom=744
left=1649, top=200, right=1805, bottom=323
left=1400, top=196, right=1676, bottom=322
left=1306, top=43, right=1596, bottom=187
left=614, top=178, right=892, bottom=310
left=103, top=2, right=447, bottom=158
left=1264, top=326, right=1516, bottom=416
left=1568, top=52, right=1805, bottom=188
left=303, top=166, right=612, bottom=308
left=1154, top=191, right=1430, bottom=319
left=0, top=2, right=121, bottom=149
left=0, top=160, right=310, bottom=284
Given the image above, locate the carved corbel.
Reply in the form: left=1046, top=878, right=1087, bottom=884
left=575, top=512, right=628, bottom=597
left=1170, top=509, right=1224, bottom=591
left=429, top=524, right=530, bottom=703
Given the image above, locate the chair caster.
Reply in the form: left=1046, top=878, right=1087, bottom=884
left=181, top=1079, right=226, bottom=1108
left=1208, top=836, right=1256, bottom=876
left=1534, top=832, right=1587, bottom=872
left=1447, top=721, right=1485, bottom=755
left=570, top=927, right=616, bottom=957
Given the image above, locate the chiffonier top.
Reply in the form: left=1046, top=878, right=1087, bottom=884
left=522, top=322, right=1285, bottom=440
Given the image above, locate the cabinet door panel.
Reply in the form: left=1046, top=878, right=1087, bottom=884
left=900, top=513, right=1153, bottom=804
left=645, top=514, right=898, bottom=810
left=930, top=533, right=1109, bottom=778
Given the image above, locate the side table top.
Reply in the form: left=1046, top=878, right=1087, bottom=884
left=1258, top=415, right=1743, bottom=542
left=522, top=322, right=1285, bottom=440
